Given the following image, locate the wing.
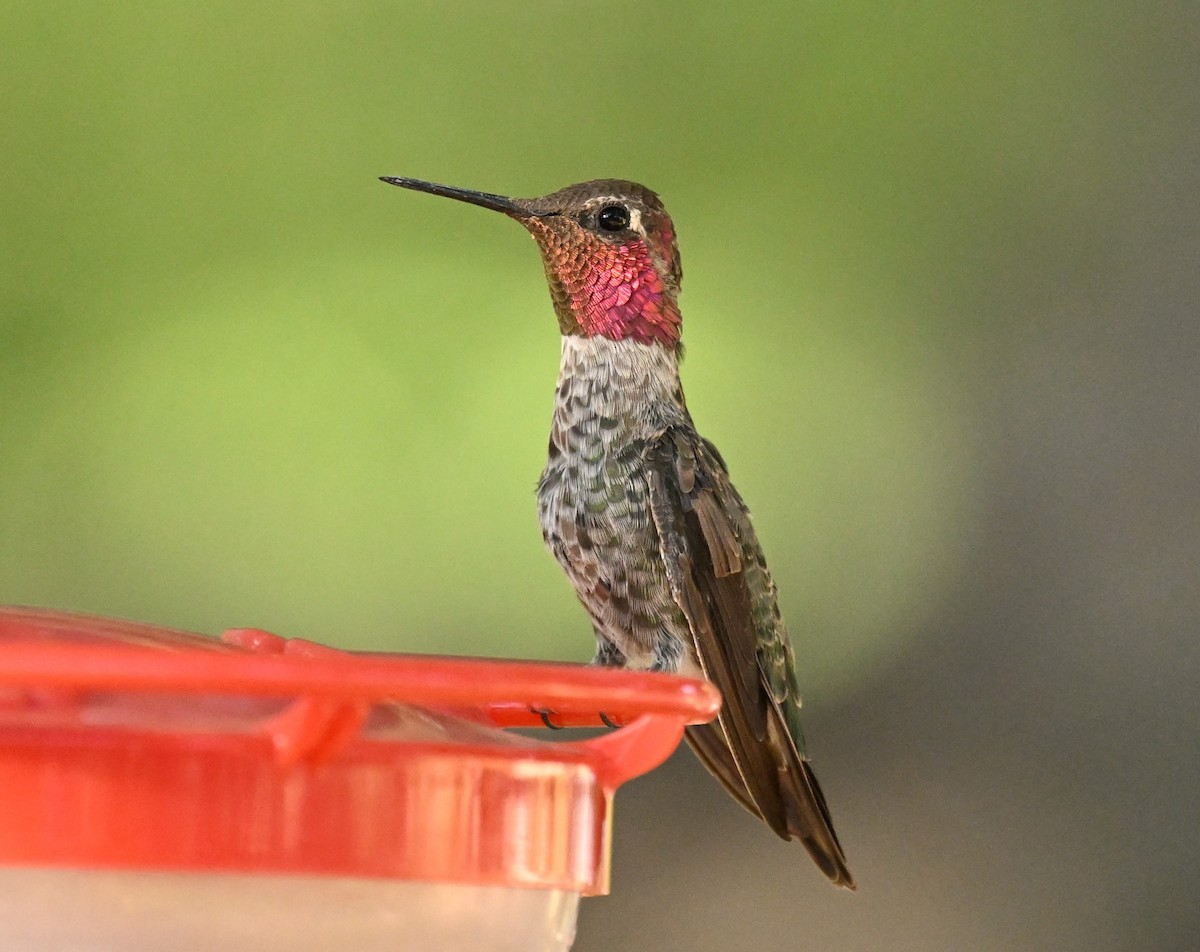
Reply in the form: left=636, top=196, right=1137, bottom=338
left=644, top=427, right=854, bottom=889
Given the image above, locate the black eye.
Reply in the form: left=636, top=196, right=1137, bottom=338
left=596, top=204, right=631, bottom=232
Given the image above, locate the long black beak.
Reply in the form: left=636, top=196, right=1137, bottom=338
left=379, top=176, right=531, bottom=217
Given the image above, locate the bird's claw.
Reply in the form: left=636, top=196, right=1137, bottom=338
left=532, top=706, right=562, bottom=730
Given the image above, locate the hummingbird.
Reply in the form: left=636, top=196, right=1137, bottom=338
left=381, top=175, right=854, bottom=888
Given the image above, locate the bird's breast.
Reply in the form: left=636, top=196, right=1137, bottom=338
left=535, top=337, right=694, bottom=661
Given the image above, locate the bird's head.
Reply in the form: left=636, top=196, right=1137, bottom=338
left=381, top=177, right=683, bottom=348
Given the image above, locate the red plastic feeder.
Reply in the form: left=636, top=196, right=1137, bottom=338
left=0, top=607, right=720, bottom=951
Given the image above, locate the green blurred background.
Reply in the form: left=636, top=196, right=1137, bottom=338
left=3, top=3, right=1197, bottom=950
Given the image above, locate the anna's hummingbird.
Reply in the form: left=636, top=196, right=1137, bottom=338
left=381, top=176, right=854, bottom=888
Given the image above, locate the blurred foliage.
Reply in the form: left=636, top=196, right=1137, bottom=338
left=0, top=1, right=1155, bottom=694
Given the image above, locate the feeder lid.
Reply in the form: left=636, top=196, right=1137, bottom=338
left=0, top=607, right=719, bottom=895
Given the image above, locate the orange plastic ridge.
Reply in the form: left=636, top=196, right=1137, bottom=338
left=0, top=637, right=719, bottom=727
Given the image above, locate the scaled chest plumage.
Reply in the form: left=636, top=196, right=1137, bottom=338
left=536, top=336, right=694, bottom=672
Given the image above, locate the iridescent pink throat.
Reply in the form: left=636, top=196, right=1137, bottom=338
left=537, top=230, right=682, bottom=347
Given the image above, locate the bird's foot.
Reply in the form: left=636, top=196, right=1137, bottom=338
left=531, top=706, right=563, bottom=730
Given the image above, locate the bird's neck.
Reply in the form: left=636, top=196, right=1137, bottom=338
left=555, top=336, right=686, bottom=414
